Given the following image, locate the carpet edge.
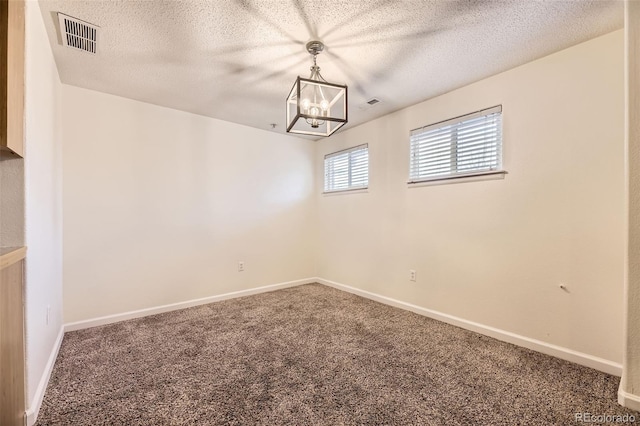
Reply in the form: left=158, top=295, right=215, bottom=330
left=63, top=278, right=316, bottom=332
left=316, top=277, right=623, bottom=377
left=58, top=276, right=623, bottom=381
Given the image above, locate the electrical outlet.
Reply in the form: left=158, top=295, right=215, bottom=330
left=409, top=270, right=417, bottom=282
left=238, top=261, right=245, bottom=272
left=46, top=305, right=51, bottom=325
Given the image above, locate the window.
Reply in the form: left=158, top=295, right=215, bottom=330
left=409, top=105, right=503, bottom=183
left=324, top=144, right=369, bottom=193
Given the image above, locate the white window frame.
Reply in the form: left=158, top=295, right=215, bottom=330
left=409, top=105, right=505, bottom=184
left=324, top=144, right=369, bottom=193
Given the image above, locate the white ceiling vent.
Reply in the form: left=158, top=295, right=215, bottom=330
left=360, top=97, right=383, bottom=111
left=57, top=13, right=99, bottom=54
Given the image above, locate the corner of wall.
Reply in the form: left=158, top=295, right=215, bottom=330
left=24, top=326, right=64, bottom=426
left=23, top=0, right=65, bottom=419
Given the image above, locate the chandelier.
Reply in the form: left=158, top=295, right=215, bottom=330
left=286, top=41, right=348, bottom=137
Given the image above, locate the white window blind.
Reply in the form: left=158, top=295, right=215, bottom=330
left=324, top=144, right=368, bottom=192
left=409, top=105, right=503, bottom=182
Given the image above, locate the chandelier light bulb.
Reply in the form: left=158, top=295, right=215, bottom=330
left=320, top=99, right=329, bottom=111
left=310, top=106, right=320, bottom=116
left=301, top=98, right=311, bottom=111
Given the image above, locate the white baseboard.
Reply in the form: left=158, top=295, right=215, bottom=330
left=25, top=325, right=64, bottom=426
left=64, top=278, right=315, bottom=332
left=37, top=275, right=620, bottom=426
left=316, top=277, right=622, bottom=377
left=618, top=388, right=640, bottom=412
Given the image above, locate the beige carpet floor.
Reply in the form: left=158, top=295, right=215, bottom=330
left=36, top=283, right=637, bottom=425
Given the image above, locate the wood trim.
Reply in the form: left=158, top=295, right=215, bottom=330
left=0, top=246, right=26, bottom=271
left=0, top=0, right=6, bottom=153
left=1, top=0, right=25, bottom=157
left=0, top=259, right=25, bottom=426
left=620, top=0, right=640, bottom=410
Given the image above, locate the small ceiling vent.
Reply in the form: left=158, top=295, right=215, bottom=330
left=57, top=13, right=99, bottom=54
left=360, top=97, right=383, bottom=111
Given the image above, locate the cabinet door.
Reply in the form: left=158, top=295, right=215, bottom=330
left=0, top=259, right=25, bottom=426
left=1, top=0, right=25, bottom=158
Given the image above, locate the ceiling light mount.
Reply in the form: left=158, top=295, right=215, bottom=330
left=306, top=40, right=324, bottom=56
left=286, top=41, right=347, bottom=137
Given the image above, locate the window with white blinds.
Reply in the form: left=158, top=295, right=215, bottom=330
left=324, top=144, right=369, bottom=193
left=409, top=105, right=503, bottom=182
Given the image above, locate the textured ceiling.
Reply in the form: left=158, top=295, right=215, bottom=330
left=38, top=0, right=623, bottom=138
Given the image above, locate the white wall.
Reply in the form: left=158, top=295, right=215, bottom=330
left=316, top=31, right=625, bottom=364
left=62, top=86, right=316, bottom=323
left=24, top=0, right=64, bottom=418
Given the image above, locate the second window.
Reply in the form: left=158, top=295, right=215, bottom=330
left=324, top=144, right=369, bottom=193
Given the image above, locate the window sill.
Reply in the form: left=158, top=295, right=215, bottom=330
left=323, top=187, right=369, bottom=196
left=408, top=171, right=507, bottom=187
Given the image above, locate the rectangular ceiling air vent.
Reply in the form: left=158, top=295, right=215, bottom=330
left=57, top=13, right=99, bottom=54
left=359, top=97, right=383, bottom=111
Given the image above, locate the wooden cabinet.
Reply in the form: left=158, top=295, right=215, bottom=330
left=0, top=2, right=26, bottom=423
left=1, top=0, right=25, bottom=157
left=0, top=1, right=26, bottom=423
left=0, top=247, right=26, bottom=426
